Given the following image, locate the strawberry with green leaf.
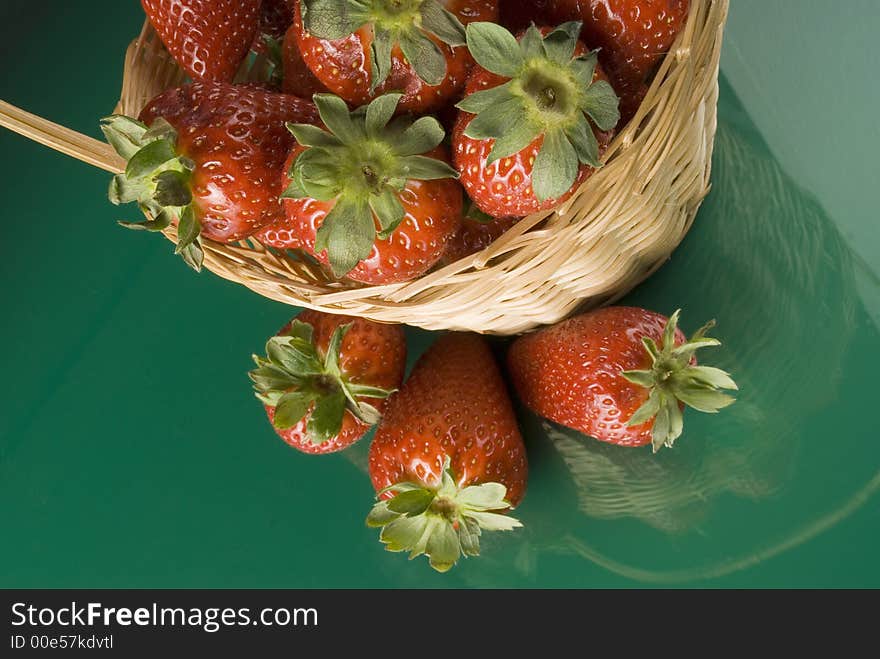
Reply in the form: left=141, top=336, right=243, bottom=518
left=101, top=82, right=317, bottom=271
left=250, top=310, right=406, bottom=454
left=262, top=92, right=463, bottom=284
left=508, top=307, right=738, bottom=452
left=367, top=333, right=527, bottom=572
left=547, top=0, right=690, bottom=124
left=291, top=0, right=498, bottom=113
left=452, top=22, right=619, bottom=218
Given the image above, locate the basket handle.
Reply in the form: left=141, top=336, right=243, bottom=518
left=0, top=99, right=124, bottom=174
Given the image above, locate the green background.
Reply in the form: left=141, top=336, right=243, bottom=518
left=1, top=1, right=878, bottom=587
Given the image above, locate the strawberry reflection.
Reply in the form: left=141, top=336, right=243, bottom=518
left=541, top=420, right=788, bottom=534
left=519, top=75, right=880, bottom=583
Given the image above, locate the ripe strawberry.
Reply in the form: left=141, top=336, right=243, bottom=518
left=367, top=333, right=527, bottom=572
left=101, top=82, right=317, bottom=271
left=547, top=0, right=690, bottom=113
left=291, top=0, right=498, bottom=113
left=281, top=24, right=328, bottom=97
left=452, top=22, right=618, bottom=217
left=249, top=310, right=406, bottom=454
left=508, top=307, right=737, bottom=452
left=263, top=92, right=463, bottom=284
left=141, top=0, right=261, bottom=82
left=441, top=205, right=519, bottom=264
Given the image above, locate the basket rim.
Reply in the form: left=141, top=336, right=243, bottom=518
left=0, top=0, right=729, bottom=334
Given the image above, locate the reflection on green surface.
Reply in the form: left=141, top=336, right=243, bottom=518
left=1, top=0, right=879, bottom=587
left=514, top=76, right=880, bottom=583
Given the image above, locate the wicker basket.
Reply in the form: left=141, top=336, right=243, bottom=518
left=0, top=0, right=727, bottom=335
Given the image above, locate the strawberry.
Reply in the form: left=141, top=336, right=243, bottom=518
left=367, top=333, right=527, bottom=572
left=263, top=92, right=463, bottom=284
left=452, top=22, right=618, bottom=218
left=291, top=0, right=498, bottom=113
left=508, top=307, right=738, bottom=452
left=547, top=0, right=689, bottom=119
left=441, top=205, right=519, bottom=264
left=281, top=24, right=328, bottom=97
left=101, top=82, right=317, bottom=271
left=141, top=0, right=262, bottom=82
left=249, top=310, right=406, bottom=454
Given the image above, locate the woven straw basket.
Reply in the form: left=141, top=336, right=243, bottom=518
left=0, top=0, right=727, bottom=334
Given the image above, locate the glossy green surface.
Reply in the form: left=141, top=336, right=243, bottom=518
left=1, top=1, right=878, bottom=588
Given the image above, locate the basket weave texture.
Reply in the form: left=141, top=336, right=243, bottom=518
left=0, top=0, right=727, bottom=335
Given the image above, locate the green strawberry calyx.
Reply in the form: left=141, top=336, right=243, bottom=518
left=456, top=22, right=620, bottom=202
left=302, top=0, right=466, bottom=90
left=283, top=92, right=459, bottom=277
left=249, top=319, right=396, bottom=444
left=366, top=457, right=522, bottom=573
left=101, top=115, right=204, bottom=272
left=621, top=309, right=739, bottom=453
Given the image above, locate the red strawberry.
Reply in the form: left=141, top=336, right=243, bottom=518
left=254, top=145, right=307, bottom=250
left=261, top=92, right=462, bottom=284
left=141, top=0, right=261, bottom=82
left=508, top=307, right=738, bottom=452
left=441, top=207, right=519, bottom=264
left=250, top=310, right=406, bottom=454
left=291, top=0, right=498, bottom=113
left=101, top=82, right=317, bottom=271
left=280, top=23, right=328, bottom=97
left=452, top=22, right=618, bottom=218
left=547, top=0, right=689, bottom=111
left=367, top=333, right=527, bottom=572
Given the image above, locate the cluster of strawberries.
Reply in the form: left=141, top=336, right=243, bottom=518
left=104, top=0, right=688, bottom=280
left=103, top=1, right=714, bottom=572
left=249, top=305, right=737, bottom=572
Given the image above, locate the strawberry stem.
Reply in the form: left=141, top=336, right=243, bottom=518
left=456, top=22, right=620, bottom=201
left=283, top=92, right=458, bottom=276
left=101, top=115, right=205, bottom=271
left=249, top=320, right=396, bottom=441
left=302, top=0, right=466, bottom=88
left=366, top=457, right=522, bottom=572
left=621, top=310, right=739, bottom=453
